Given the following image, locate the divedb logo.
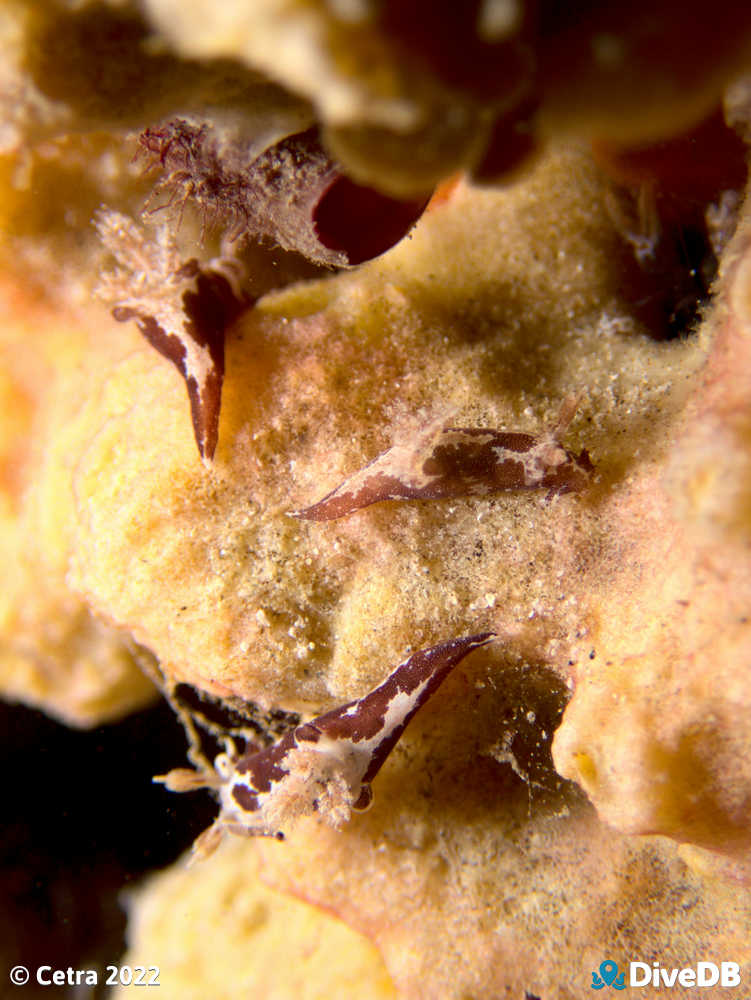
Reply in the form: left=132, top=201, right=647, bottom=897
left=590, top=959, right=742, bottom=990
left=591, top=960, right=626, bottom=990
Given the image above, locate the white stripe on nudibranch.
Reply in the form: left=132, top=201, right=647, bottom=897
left=157, top=633, right=494, bottom=860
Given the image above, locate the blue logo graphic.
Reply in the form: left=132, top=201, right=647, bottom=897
left=591, top=960, right=626, bottom=990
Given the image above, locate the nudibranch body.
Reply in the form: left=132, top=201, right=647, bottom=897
left=159, top=634, right=494, bottom=858
left=293, top=396, right=593, bottom=521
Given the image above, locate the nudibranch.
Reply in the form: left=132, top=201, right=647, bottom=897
left=95, top=210, right=248, bottom=461
left=293, top=396, right=593, bottom=521
left=96, top=122, right=431, bottom=462
left=158, top=633, right=494, bottom=858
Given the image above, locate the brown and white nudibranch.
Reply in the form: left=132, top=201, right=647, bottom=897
left=95, top=210, right=248, bottom=461
left=157, top=633, right=494, bottom=858
left=292, top=396, right=593, bottom=521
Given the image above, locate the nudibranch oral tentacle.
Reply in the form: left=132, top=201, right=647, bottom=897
left=291, top=397, right=593, bottom=521
left=157, top=633, right=494, bottom=858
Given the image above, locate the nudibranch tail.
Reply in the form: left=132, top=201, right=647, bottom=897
left=161, top=633, right=495, bottom=859
left=310, top=633, right=496, bottom=787
left=291, top=398, right=592, bottom=521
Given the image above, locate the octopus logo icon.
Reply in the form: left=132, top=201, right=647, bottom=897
left=591, top=960, right=626, bottom=990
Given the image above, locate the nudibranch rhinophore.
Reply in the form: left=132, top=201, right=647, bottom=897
left=158, top=633, right=494, bottom=858
left=292, top=396, right=593, bottom=521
